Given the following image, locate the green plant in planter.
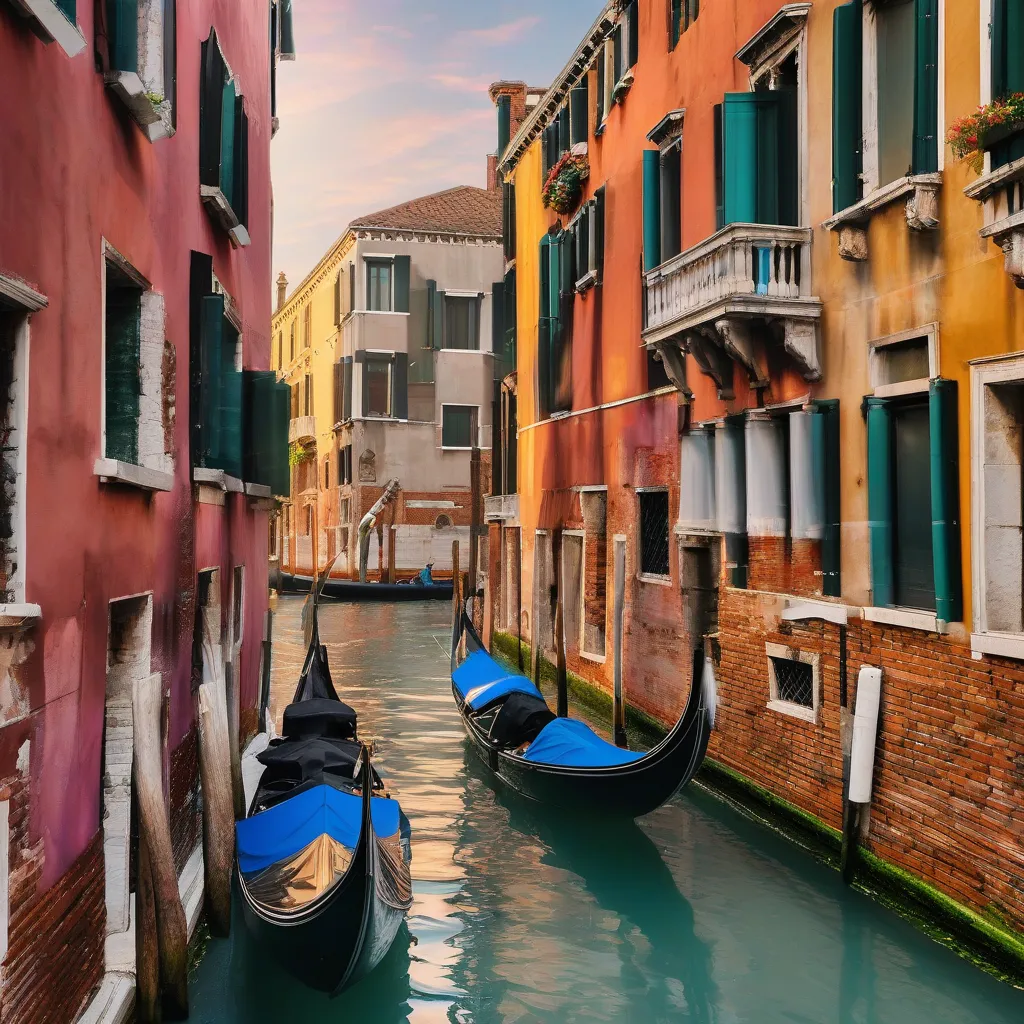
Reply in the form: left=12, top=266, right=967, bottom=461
left=288, top=441, right=314, bottom=469
left=947, top=93, right=1024, bottom=173
left=145, top=92, right=165, bottom=106
left=542, top=153, right=590, bottom=215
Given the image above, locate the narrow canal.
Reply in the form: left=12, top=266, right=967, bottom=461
left=190, top=597, right=1024, bottom=1022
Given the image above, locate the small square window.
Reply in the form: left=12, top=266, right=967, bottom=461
left=766, top=643, right=821, bottom=723
left=770, top=657, right=813, bottom=707
left=366, top=260, right=393, bottom=312
left=443, top=296, right=480, bottom=350
left=442, top=406, right=476, bottom=448
left=638, top=490, right=670, bottom=576
left=871, top=335, right=930, bottom=390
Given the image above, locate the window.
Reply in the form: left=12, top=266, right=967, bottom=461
left=832, top=0, right=938, bottom=210
left=334, top=356, right=353, bottom=423
left=303, top=373, right=312, bottom=416
left=638, top=490, right=670, bottom=577
left=570, top=81, right=589, bottom=146
left=597, top=36, right=615, bottom=126
left=289, top=320, right=295, bottom=361
left=643, top=133, right=682, bottom=271
left=10, top=0, right=86, bottom=58
left=990, top=0, right=1024, bottom=167
left=99, top=0, right=177, bottom=140
left=340, top=497, right=351, bottom=524
left=714, top=61, right=798, bottom=229
left=357, top=351, right=407, bottom=418
left=670, top=0, right=699, bottom=47
left=766, top=644, right=820, bottom=723
left=302, top=304, right=311, bottom=349
left=442, top=405, right=477, bottom=449
left=538, top=232, right=572, bottom=418
left=443, top=295, right=481, bottom=350
left=366, top=259, right=392, bottom=312
left=323, top=457, right=330, bottom=490
left=338, top=447, right=352, bottom=487
left=364, top=355, right=391, bottom=417
left=103, top=250, right=171, bottom=479
left=502, top=181, right=517, bottom=263
left=276, top=331, right=283, bottom=369
left=200, top=29, right=250, bottom=245
left=571, top=189, right=605, bottom=289
left=869, top=332, right=932, bottom=395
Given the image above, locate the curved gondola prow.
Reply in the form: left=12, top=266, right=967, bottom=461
left=294, top=552, right=343, bottom=704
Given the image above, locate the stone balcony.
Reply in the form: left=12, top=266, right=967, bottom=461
left=964, top=153, right=1024, bottom=288
left=485, top=493, right=519, bottom=523
left=643, top=224, right=823, bottom=398
left=289, top=415, right=316, bottom=444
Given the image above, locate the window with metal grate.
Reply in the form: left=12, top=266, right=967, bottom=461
left=769, top=656, right=814, bottom=708
left=639, top=490, right=670, bottom=576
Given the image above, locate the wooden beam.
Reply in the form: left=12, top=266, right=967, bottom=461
left=553, top=529, right=568, bottom=718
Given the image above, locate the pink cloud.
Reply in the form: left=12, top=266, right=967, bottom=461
left=455, top=16, right=542, bottom=47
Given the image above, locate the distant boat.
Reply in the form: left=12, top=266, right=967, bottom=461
left=235, top=585, right=413, bottom=994
left=281, top=572, right=453, bottom=603
left=450, top=602, right=713, bottom=818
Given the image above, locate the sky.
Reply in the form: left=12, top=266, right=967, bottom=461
left=272, top=0, right=605, bottom=295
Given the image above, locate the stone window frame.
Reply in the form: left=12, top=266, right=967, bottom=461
left=440, top=403, right=479, bottom=451
left=765, top=641, right=821, bottom=724
left=7, top=0, right=86, bottom=59
left=868, top=323, right=939, bottom=399
left=561, top=528, right=586, bottom=657
left=969, top=352, right=1024, bottom=661
left=636, top=485, right=673, bottom=585
left=94, top=240, right=174, bottom=494
left=579, top=486, right=609, bottom=663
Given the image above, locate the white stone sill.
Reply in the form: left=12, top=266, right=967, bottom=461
left=963, top=153, right=1024, bottom=203
left=766, top=699, right=819, bottom=725
left=970, top=632, right=1024, bottom=662
left=0, top=604, right=42, bottom=629
left=580, top=650, right=607, bottom=665
left=199, top=186, right=250, bottom=248
left=822, top=173, right=943, bottom=230
left=103, top=71, right=171, bottom=141
left=10, top=0, right=86, bottom=57
left=244, top=482, right=273, bottom=499
left=638, top=573, right=673, bottom=587
left=863, top=606, right=943, bottom=634
left=94, top=459, right=174, bottom=493
left=192, top=468, right=244, bottom=493
left=781, top=599, right=849, bottom=626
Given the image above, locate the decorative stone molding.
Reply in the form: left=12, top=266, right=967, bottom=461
left=964, top=154, right=1024, bottom=289
left=651, top=341, right=691, bottom=399
left=777, top=318, right=822, bottom=381
left=715, top=319, right=768, bottom=389
left=736, top=3, right=811, bottom=76
left=686, top=328, right=735, bottom=401
left=8, top=0, right=86, bottom=58
left=647, top=110, right=685, bottom=148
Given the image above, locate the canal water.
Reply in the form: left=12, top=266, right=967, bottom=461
left=190, top=597, right=1024, bottom=1023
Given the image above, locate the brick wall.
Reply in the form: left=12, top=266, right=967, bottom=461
left=169, top=725, right=200, bottom=875
left=747, top=536, right=823, bottom=598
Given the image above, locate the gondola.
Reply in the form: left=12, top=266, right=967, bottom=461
left=235, top=570, right=413, bottom=995
left=450, top=602, right=714, bottom=818
left=280, top=572, right=454, bottom=603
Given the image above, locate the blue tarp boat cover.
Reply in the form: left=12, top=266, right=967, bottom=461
left=453, top=650, right=543, bottom=711
left=236, top=784, right=401, bottom=875
left=524, top=718, right=647, bottom=768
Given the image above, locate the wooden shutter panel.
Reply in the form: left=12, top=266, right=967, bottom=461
left=538, top=235, right=552, bottom=419
left=426, top=280, right=437, bottom=348
left=333, top=361, right=343, bottom=424
left=497, top=93, right=511, bottom=157
left=107, top=0, right=139, bottom=73
left=504, top=267, right=517, bottom=365
left=832, top=1, right=863, bottom=214
left=105, top=289, right=141, bottom=465
left=356, top=351, right=369, bottom=417
left=547, top=234, right=562, bottom=330
left=721, top=93, right=759, bottom=225
left=217, top=326, right=243, bottom=478
left=334, top=271, right=342, bottom=326
left=929, top=379, right=963, bottom=625
left=912, top=0, right=939, bottom=174
left=393, top=354, right=408, bottom=420
left=627, top=0, right=639, bottom=69
left=244, top=370, right=275, bottom=485
left=279, top=0, right=296, bottom=57
left=558, top=106, right=571, bottom=156
left=56, top=0, right=75, bottom=19
left=596, top=48, right=606, bottom=125
left=659, top=145, right=681, bottom=264
left=220, top=77, right=237, bottom=202
left=200, top=32, right=225, bottom=188
left=714, top=103, right=725, bottom=229
left=642, top=150, right=662, bottom=272
left=433, top=286, right=445, bottom=351
left=342, top=356, right=353, bottom=421
left=270, top=379, right=291, bottom=495
left=671, top=0, right=682, bottom=47
left=754, top=93, right=781, bottom=226
left=866, top=398, right=894, bottom=608
left=492, top=280, right=505, bottom=380
left=199, top=294, right=225, bottom=466
left=812, top=400, right=841, bottom=597
left=570, top=83, right=588, bottom=145
left=595, top=187, right=606, bottom=277
left=234, top=99, right=249, bottom=226
left=393, top=255, right=411, bottom=313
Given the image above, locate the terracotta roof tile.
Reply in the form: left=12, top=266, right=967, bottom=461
left=349, top=186, right=501, bottom=238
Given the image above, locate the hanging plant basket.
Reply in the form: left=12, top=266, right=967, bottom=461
left=542, top=153, right=590, bottom=215
left=289, top=441, right=314, bottom=469
left=947, top=93, right=1024, bottom=173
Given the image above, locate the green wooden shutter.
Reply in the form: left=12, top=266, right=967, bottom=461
left=497, top=94, right=511, bottom=157
left=220, top=78, right=237, bottom=202
left=217, top=323, right=243, bottom=478
left=714, top=103, right=725, bottom=229
left=558, top=106, right=571, bottom=156
left=333, top=361, right=344, bottom=424
left=642, top=150, right=662, bottom=272
left=504, top=267, right=517, bottom=367
left=671, top=0, right=682, bottom=48
left=627, top=0, right=639, bottom=69
left=357, top=352, right=369, bottom=417
left=538, top=236, right=552, bottom=419
left=721, top=93, right=760, bottom=225
left=393, top=255, right=411, bottom=313
left=426, top=279, right=437, bottom=348
left=596, top=49, right=606, bottom=125
left=833, top=1, right=863, bottom=213
left=234, top=98, right=249, bottom=226
left=929, top=379, right=963, bottom=625
left=1005, top=0, right=1024, bottom=94
left=342, top=356, right=353, bottom=421
left=393, top=354, right=408, bottom=420
left=595, top=187, right=606, bottom=277
left=912, top=0, right=939, bottom=174
left=547, top=233, right=562, bottom=329
left=866, top=398, right=894, bottom=608
left=105, top=288, right=141, bottom=465
left=243, top=370, right=274, bottom=485
left=269, top=379, right=291, bottom=495
left=200, top=33, right=225, bottom=187
left=106, top=0, right=138, bottom=73
left=56, top=0, right=76, bottom=21
left=570, top=83, right=589, bottom=145
left=198, top=295, right=224, bottom=467
left=612, top=24, right=624, bottom=85
left=279, top=0, right=296, bottom=58
left=492, top=280, right=506, bottom=380
left=812, top=400, right=842, bottom=597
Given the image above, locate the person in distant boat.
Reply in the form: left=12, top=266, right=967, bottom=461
left=415, top=561, right=435, bottom=587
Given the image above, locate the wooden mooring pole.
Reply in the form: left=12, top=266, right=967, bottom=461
left=553, top=529, right=568, bottom=718
left=516, top=528, right=524, bottom=672
left=469, top=446, right=481, bottom=625
left=452, top=539, right=461, bottom=626
left=198, top=675, right=234, bottom=937
left=387, top=523, right=397, bottom=584
left=258, top=608, right=274, bottom=735
left=612, top=537, right=628, bottom=748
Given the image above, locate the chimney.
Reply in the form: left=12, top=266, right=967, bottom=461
left=486, top=154, right=499, bottom=191
left=276, top=271, right=288, bottom=312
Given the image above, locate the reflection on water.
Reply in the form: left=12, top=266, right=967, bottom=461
left=189, top=598, right=1024, bottom=1023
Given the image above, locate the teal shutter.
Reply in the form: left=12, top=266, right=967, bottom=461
left=200, top=32, right=225, bottom=188
left=570, top=83, right=589, bottom=145
left=269, top=380, right=291, bottom=495
left=866, top=398, right=894, bottom=608
left=234, top=98, right=249, bottom=227
left=342, top=356, right=353, bottom=421
left=393, top=354, right=408, bottom=419
left=990, top=1, right=1024, bottom=166
left=833, top=1, right=863, bottom=213
left=721, top=93, right=759, bottom=225
left=106, top=0, right=138, bottom=73
left=538, top=235, right=552, bottom=419
left=56, top=0, right=75, bottom=21
left=220, top=78, right=237, bottom=202
left=199, top=295, right=225, bottom=466
left=217, top=324, right=243, bottom=478
left=993, top=0, right=1008, bottom=99
left=626, top=0, right=639, bottom=68
left=492, top=280, right=507, bottom=380
left=547, top=234, right=562, bottom=325
left=279, top=0, right=296, bottom=58
left=929, top=379, right=963, bottom=625
left=426, top=280, right=437, bottom=348
left=558, top=106, right=571, bottom=156
left=912, top=0, right=939, bottom=174
left=105, top=289, right=141, bottom=465
left=812, top=400, right=842, bottom=597
left=243, top=370, right=274, bottom=485
left=671, top=0, right=681, bottom=48
left=595, top=186, right=606, bottom=277
left=497, top=94, right=512, bottom=157
left=504, top=267, right=517, bottom=367
left=596, top=49, right=606, bottom=125
left=393, top=255, right=411, bottom=313
left=714, top=104, right=725, bottom=229
left=642, top=149, right=662, bottom=272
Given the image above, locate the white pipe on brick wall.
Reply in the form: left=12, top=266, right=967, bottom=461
left=849, top=666, right=883, bottom=804
left=789, top=410, right=824, bottom=541
left=745, top=414, right=788, bottom=538
left=679, top=429, right=717, bottom=531
left=714, top=420, right=746, bottom=536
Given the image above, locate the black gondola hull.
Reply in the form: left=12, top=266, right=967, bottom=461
left=281, top=573, right=453, bottom=602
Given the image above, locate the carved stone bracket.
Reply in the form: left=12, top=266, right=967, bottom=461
left=651, top=342, right=692, bottom=399
left=838, top=225, right=868, bottom=262
left=685, top=327, right=735, bottom=400
left=905, top=181, right=941, bottom=231
left=714, top=319, right=769, bottom=390
left=1001, top=229, right=1024, bottom=290
left=775, top=318, right=822, bottom=381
